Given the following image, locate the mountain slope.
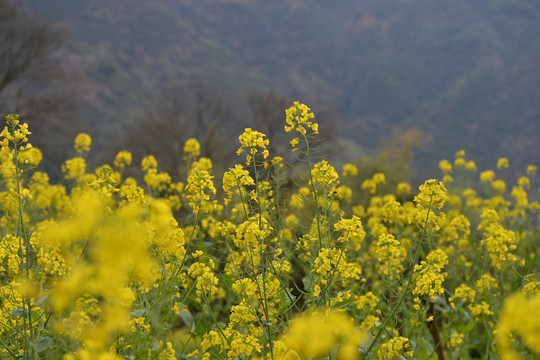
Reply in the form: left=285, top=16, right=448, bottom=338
left=19, top=0, right=540, bottom=177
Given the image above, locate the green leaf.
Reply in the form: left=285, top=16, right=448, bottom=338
left=458, top=321, right=475, bottom=334
left=32, top=337, right=51, bottom=352
left=178, top=309, right=194, bottom=329
left=10, top=308, right=24, bottom=316
left=131, top=309, right=148, bottom=318
left=417, top=347, right=429, bottom=360
left=33, top=294, right=48, bottom=307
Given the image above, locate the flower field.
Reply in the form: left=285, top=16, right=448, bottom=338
left=0, top=104, right=539, bottom=359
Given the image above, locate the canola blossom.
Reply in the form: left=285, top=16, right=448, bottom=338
left=0, top=106, right=539, bottom=360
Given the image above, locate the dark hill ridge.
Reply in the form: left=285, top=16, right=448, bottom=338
left=19, top=0, right=540, bottom=178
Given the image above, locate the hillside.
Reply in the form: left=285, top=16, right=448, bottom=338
left=19, top=0, right=540, bottom=179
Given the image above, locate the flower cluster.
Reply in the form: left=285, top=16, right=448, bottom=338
left=282, top=310, right=366, bottom=360
left=1, top=110, right=539, bottom=360
left=284, top=102, right=318, bottom=149
left=237, top=128, right=269, bottom=165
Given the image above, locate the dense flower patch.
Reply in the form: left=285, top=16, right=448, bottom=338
left=0, top=105, right=539, bottom=359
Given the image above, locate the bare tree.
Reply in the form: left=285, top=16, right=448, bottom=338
left=124, top=82, right=343, bottom=182
left=248, top=89, right=290, bottom=159
left=124, top=79, right=240, bottom=179
left=0, top=0, right=82, bottom=175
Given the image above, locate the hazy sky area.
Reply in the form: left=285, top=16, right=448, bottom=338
left=5, top=0, right=540, bottom=181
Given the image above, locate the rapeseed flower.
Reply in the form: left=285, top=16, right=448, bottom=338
left=282, top=309, right=366, bottom=360
left=2, top=108, right=540, bottom=360
left=480, top=170, right=496, bottom=183
left=237, top=128, right=269, bottom=165
left=497, top=157, right=509, bottom=170
left=526, top=165, right=537, bottom=176
left=113, top=150, right=132, bottom=169
left=439, top=159, right=452, bottom=174
left=343, top=163, right=358, bottom=177
left=376, top=336, right=411, bottom=359
left=375, top=233, right=404, bottom=278
left=183, top=138, right=201, bottom=158
left=74, top=133, right=92, bottom=154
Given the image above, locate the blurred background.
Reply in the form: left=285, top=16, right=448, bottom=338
left=2, top=0, right=539, bottom=184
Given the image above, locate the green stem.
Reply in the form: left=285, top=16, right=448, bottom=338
left=252, top=154, right=275, bottom=359
left=303, top=133, right=323, bottom=253
left=361, top=196, right=434, bottom=359
left=11, top=122, right=35, bottom=358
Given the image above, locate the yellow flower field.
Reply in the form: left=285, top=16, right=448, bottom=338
left=0, top=104, right=539, bottom=359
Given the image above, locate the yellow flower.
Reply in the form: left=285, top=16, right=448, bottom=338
left=478, top=209, right=518, bottom=269
left=191, top=157, right=213, bottom=173
left=376, top=337, right=410, bottom=360
left=62, top=157, right=87, bottom=181
left=449, top=331, right=464, bottom=348
left=183, top=138, right=201, bottom=158
left=237, top=128, right=269, bottom=165
left=188, top=261, right=219, bottom=302
left=491, top=179, right=507, bottom=194
left=222, top=164, right=254, bottom=206
left=158, top=342, right=176, bottom=360
left=343, top=163, right=358, bottom=177
left=526, top=165, right=537, bottom=176
left=282, top=309, right=366, bottom=360
left=517, top=176, right=530, bottom=190
left=455, top=149, right=466, bottom=158
left=334, top=215, right=366, bottom=251
left=186, top=169, right=216, bottom=213
left=465, top=160, right=477, bottom=171
left=442, top=174, right=454, bottom=184
left=114, top=151, right=132, bottom=169
left=469, top=301, right=494, bottom=319
left=284, top=102, right=318, bottom=136
left=373, top=172, right=386, bottom=184
left=479, top=170, right=495, bottom=183
left=476, top=273, right=497, bottom=293
left=141, top=155, right=158, bottom=172
left=375, top=233, right=404, bottom=278
left=439, top=159, right=452, bottom=174
left=74, top=133, right=92, bottom=154
left=497, top=157, right=509, bottom=170
left=414, top=179, right=447, bottom=210
left=356, top=292, right=379, bottom=311
left=362, top=179, right=376, bottom=194
left=310, top=160, right=339, bottom=191
left=17, top=145, right=42, bottom=166
left=454, top=157, right=466, bottom=168
left=272, top=156, right=284, bottom=167
left=412, top=249, right=448, bottom=300
left=449, top=284, right=476, bottom=308
left=397, top=182, right=411, bottom=195
left=2, top=114, right=31, bottom=144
